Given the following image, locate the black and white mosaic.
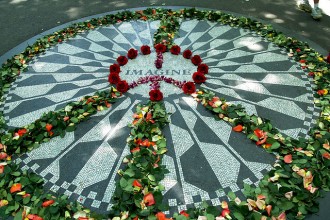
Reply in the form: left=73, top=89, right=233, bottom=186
left=3, top=19, right=319, bottom=214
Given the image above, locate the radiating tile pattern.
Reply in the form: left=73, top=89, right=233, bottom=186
left=4, top=19, right=319, bottom=214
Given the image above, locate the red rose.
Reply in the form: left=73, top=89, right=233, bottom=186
left=183, top=50, right=192, bottom=59
left=110, top=63, right=120, bottom=73
left=127, top=48, right=138, bottom=59
left=117, top=56, right=128, bottom=66
left=108, top=72, right=121, bottom=84
left=197, top=63, right=209, bottom=74
left=116, top=80, right=129, bottom=93
left=155, top=43, right=167, bottom=53
left=141, top=45, right=151, bottom=55
left=191, top=55, right=202, bottom=66
left=192, top=71, right=206, bottom=84
left=327, top=52, right=330, bottom=64
left=182, top=82, right=196, bottom=94
left=170, top=45, right=181, bottom=55
left=149, top=89, right=163, bottom=101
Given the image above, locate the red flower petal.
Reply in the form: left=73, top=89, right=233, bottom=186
left=132, top=180, right=142, bottom=188
left=284, top=154, right=292, bottom=163
left=322, top=152, right=330, bottom=160
left=10, top=183, right=22, bottom=193
left=180, top=210, right=189, bottom=217
left=45, top=124, right=53, bottom=132
left=221, top=209, right=230, bottom=217
left=144, top=193, right=155, bottom=206
left=42, top=199, right=55, bottom=207
left=232, top=125, right=243, bottom=132
left=27, top=214, right=44, bottom=220
left=0, top=152, right=8, bottom=160
left=17, top=128, right=27, bottom=137
left=254, top=128, right=265, bottom=139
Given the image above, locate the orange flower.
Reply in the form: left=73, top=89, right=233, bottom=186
left=277, top=212, right=286, bottom=220
left=0, top=165, right=4, bottom=174
left=17, top=128, right=27, bottom=136
left=232, top=125, right=243, bottom=132
left=131, top=147, right=140, bottom=153
left=284, top=154, right=292, bottom=163
left=254, top=128, right=268, bottom=145
left=10, top=183, right=22, bottom=193
left=141, top=139, right=152, bottom=147
left=45, top=124, right=53, bottom=132
left=0, top=200, right=8, bottom=207
left=265, top=205, right=272, bottom=216
left=42, top=199, right=55, bottom=207
left=0, top=152, right=8, bottom=160
left=132, top=180, right=142, bottom=188
left=155, top=212, right=171, bottom=220
left=221, top=209, right=230, bottom=217
left=27, top=214, right=44, bottom=220
left=322, top=152, right=330, bottom=160
left=144, top=193, right=155, bottom=206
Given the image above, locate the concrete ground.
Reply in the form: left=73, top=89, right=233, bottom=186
left=0, top=0, right=330, bottom=219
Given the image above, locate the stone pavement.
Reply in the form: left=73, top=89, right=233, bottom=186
left=0, top=1, right=329, bottom=219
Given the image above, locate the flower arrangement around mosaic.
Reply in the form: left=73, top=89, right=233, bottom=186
left=0, top=7, right=329, bottom=220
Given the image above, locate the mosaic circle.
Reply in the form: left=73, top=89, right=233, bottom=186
left=3, top=19, right=319, bottom=214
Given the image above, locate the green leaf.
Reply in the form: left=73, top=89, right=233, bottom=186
left=70, top=117, right=79, bottom=123
left=233, top=211, right=245, bottom=220
left=120, top=178, right=128, bottom=188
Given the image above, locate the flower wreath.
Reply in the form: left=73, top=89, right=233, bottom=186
left=107, top=44, right=209, bottom=102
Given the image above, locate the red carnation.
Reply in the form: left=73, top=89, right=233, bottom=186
left=149, top=89, right=163, bottom=101
left=191, top=55, right=202, bottom=66
left=192, top=71, right=206, bottom=84
left=197, top=63, right=209, bottom=74
left=170, top=45, right=181, bottom=55
left=109, top=63, right=120, bottom=73
left=182, top=82, right=196, bottom=94
left=117, top=56, right=128, bottom=66
left=108, top=72, right=121, bottom=84
left=183, top=50, right=192, bottom=59
left=155, top=43, right=167, bottom=53
left=127, top=48, right=138, bottom=59
left=141, top=45, right=151, bottom=55
left=116, top=80, right=129, bottom=93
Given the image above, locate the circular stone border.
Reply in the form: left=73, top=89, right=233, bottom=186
left=0, top=7, right=329, bottom=220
